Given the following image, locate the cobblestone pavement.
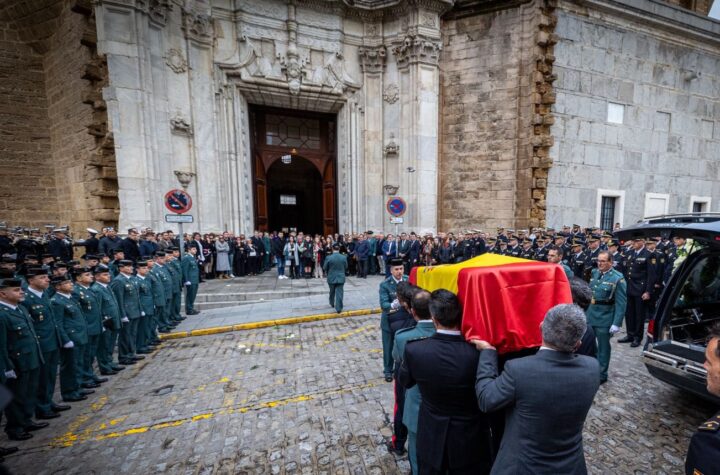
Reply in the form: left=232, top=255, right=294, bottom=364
left=4, top=318, right=717, bottom=475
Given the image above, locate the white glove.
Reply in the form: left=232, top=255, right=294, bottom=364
left=609, top=325, right=621, bottom=335
left=390, top=299, right=400, bottom=310
left=121, top=317, right=130, bottom=323
left=141, top=311, right=146, bottom=317
left=184, top=281, right=191, bottom=286
left=4, top=370, right=16, bottom=379
left=63, top=341, right=74, bottom=349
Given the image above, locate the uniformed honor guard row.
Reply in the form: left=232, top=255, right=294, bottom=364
left=0, top=231, right=204, bottom=460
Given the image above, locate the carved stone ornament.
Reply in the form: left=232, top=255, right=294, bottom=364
left=393, top=35, right=442, bottom=68
left=420, top=12, right=436, bottom=28
left=384, top=184, right=399, bottom=195
left=358, top=45, right=386, bottom=74
left=182, top=9, right=213, bottom=46
left=383, top=83, right=399, bottom=104
left=170, top=113, right=193, bottom=136
left=384, top=133, right=399, bottom=158
left=148, top=0, right=172, bottom=26
left=164, top=48, right=187, bottom=74
left=173, top=170, right=196, bottom=189
left=279, top=43, right=308, bottom=96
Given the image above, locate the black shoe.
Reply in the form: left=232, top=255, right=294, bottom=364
left=159, top=328, right=171, bottom=333
left=630, top=340, right=641, bottom=348
left=177, top=316, right=187, bottom=321
left=384, top=375, right=393, bottom=383
left=118, top=360, right=136, bottom=365
left=63, top=395, right=87, bottom=402
left=600, top=379, right=608, bottom=385
left=0, top=447, right=18, bottom=456
left=150, top=340, right=161, bottom=345
left=112, top=365, right=126, bottom=371
left=189, top=310, right=200, bottom=315
left=100, top=370, right=118, bottom=376
left=35, top=412, right=60, bottom=420
left=137, top=350, right=152, bottom=354
left=386, top=442, right=406, bottom=456
left=132, top=355, right=146, bottom=361
left=94, top=377, right=109, bottom=383
left=51, top=404, right=71, bottom=412
left=80, top=389, right=95, bottom=395
left=6, top=432, right=32, bottom=441
left=25, top=422, right=49, bottom=432
left=617, top=336, right=633, bottom=343
left=81, top=382, right=100, bottom=389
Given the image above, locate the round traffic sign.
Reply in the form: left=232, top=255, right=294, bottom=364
left=386, top=197, right=407, bottom=217
left=164, top=189, right=193, bottom=214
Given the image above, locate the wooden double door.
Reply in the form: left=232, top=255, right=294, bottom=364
left=250, top=106, right=337, bottom=236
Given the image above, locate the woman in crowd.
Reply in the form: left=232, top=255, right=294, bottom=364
left=437, top=237, right=454, bottom=264
left=422, top=235, right=436, bottom=266
left=313, top=236, right=325, bottom=278
left=246, top=238, right=259, bottom=275
left=233, top=236, right=247, bottom=277
left=215, top=235, right=232, bottom=279
left=284, top=235, right=300, bottom=279
left=201, top=233, right=214, bottom=279
left=301, top=235, right=314, bottom=278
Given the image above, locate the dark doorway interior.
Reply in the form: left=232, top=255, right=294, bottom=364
left=267, top=157, right=323, bottom=235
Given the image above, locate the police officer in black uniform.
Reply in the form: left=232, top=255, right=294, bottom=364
left=618, top=238, right=656, bottom=347
left=507, top=235, right=522, bottom=257
left=608, top=240, right=626, bottom=276
left=583, top=234, right=602, bottom=281
left=569, top=239, right=586, bottom=278
left=684, top=323, right=720, bottom=475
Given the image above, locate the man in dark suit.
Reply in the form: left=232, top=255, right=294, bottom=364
left=399, top=289, right=493, bottom=475
left=473, top=303, right=600, bottom=475
left=119, top=228, right=141, bottom=263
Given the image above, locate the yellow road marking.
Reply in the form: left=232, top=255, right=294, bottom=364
left=51, top=381, right=379, bottom=448
left=318, top=324, right=375, bottom=346
left=160, top=308, right=381, bottom=340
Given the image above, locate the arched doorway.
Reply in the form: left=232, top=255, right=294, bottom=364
left=266, top=156, right=323, bottom=235
left=250, top=106, right=337, bottom=235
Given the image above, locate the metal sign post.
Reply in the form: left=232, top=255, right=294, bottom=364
left=165, top=189, right=193, bottom=257
left=386, top=197, right=407, bottom=237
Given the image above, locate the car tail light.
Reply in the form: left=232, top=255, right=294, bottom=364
left=647, top=319, right=655, bottom=337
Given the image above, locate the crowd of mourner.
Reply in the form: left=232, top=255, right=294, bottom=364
left=0, top=222, right=716, bottom=474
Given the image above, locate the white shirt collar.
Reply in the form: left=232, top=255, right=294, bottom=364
left=0, top=300, right=17, bottom=311
left=27, top=287, right=44, bottom=298
left=436, top=329, right=462, bottom=335
left=96, top=282, right=108, bottom=288
left=137, top=275, right=145, bottom=280
left=392, top=276, right=403, bottom=284
left=539, top=345, right=558, bottom=352
left=57, top=292, right=72, bottom=298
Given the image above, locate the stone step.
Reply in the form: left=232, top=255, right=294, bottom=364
left=194, top=288, right=327, bottom=304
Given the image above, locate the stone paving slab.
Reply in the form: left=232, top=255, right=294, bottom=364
left=179, top=275, right=384, bottom=332
left=3, top=318, right=717, bottom=475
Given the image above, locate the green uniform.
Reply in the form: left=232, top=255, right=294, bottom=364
left=50, top=292, right=88, bottom=400
left=110, top=273, right=141, bottom=363
left=73, top=284, right=103, bottom=384
left=150, top=264, right=172, bottom=331
left=146, top=269, right=165, bottom=340
left=322, top=252, right=348, bottom=313
left=21, top=288, right=70, bottom=416
left=0, top=302, right=43, bottom=435
left=586, top=268, right=627, bottom=382
left=392, top=320, right=436, bottom=474
left=166, top=259, right=183, bottom=321
left=181, top=254, right=200, bottom=313
left=379, top=275, right=408, bottom=377
left=562, top=263, right=574, bottom=280
left=133, top=275, right=154, bottom=352
left=92, top=282, right=122, bottom=373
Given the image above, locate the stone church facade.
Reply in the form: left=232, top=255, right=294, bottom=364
left=1, top=0, right=718, bottom=236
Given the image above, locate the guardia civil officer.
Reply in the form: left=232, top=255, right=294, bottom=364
left=72, top=267, right=106, bottom=388
left=322, top=244, right=348, bottom=313
left=151, top=252, right=174, bottom=333
left=685, top=322, right=720, bottom=475
left=21, top=268, right=71, bottom=419
left=133, top=260, right=155, bottom=353
left=111, top=260, right=143, bottom=365
left=50, top=275, right=91, bottom=402
left=0, top=278, right=47, bottom=440
left=379, top=258, right=408, bottom=382
left=618, top=238, right=656, bottom=347
left=181, top=246, right=200, bottom=315
left=586, top=251, right=627, bottom=384
left=91, top=265, right=124, bottom=375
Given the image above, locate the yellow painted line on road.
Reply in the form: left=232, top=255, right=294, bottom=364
left=159, top=307, right=381, bottom=340
left=51, top=380, right=379, bottom=448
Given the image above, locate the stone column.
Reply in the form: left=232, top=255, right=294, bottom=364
left=359, top=37, right=386, bottom=232
left=393, top=15, right=441, bottom=234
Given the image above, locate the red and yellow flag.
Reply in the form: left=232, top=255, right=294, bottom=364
left=410, top=254, right=572, bottom=354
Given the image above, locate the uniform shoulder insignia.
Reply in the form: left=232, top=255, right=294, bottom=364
left=651, top=258, right=656, bottom=264
left=698, top=414, right=720, bottom=432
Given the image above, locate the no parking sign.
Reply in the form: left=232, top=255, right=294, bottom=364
left=386, top=197, right=407, bottom=217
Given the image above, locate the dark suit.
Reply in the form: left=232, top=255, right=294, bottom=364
left=120, top=237, right=140, bottom=262
left=625, top=247, right=656, bottom=342
left=400, top=333, right=493, bottom=474
left=476, top=349, right=600, bottom=475
left=323, top=252, right=348, bottom=313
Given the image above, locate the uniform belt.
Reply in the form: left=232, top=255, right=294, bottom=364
left=591, top=299, right=614, bottom=305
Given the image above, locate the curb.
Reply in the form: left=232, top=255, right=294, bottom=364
left=159, top=308, right=382, bottom=340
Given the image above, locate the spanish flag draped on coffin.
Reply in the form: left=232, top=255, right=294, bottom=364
left=409, top=254, right=572, bottom=354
